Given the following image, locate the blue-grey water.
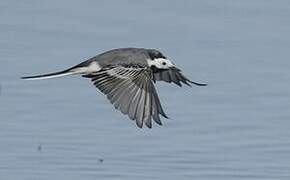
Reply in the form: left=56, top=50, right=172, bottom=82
left=1, top=1, right=290, bottom=179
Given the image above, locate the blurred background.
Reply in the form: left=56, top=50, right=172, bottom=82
left=0, top=0, right=290, bottom=179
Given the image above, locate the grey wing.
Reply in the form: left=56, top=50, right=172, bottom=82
left=154, top=67, right=207, bottom=87
left=87, top=66, right=168, bottom=128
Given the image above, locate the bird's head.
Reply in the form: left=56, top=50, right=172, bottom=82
left=146, top=49, right=175, bottom=70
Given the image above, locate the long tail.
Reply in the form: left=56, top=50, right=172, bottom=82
left=21, top=69, right=78, bottom=80
left=21, top=60, right=98, bottom=80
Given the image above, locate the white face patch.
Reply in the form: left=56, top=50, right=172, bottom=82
left=147, top=58, right=175, bottom=69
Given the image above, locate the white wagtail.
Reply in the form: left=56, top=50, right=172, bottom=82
left=22, top=48, right=206, bottom=128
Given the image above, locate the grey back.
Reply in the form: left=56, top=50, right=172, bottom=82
left=92, top=48, right=152, bottom=67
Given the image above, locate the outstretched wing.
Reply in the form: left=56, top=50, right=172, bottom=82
left=153, top=67, right=207, bottom=87
left=84, top=66, right=168, bottom=128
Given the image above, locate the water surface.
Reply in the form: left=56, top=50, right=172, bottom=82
left=1, top=1, right=290, bottom=179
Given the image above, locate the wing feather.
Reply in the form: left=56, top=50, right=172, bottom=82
left=89, top=66, right=168, bottom=128
left=153, top=67, right=207, bottom=87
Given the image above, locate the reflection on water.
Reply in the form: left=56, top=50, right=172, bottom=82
left=1, top=0, right=290, bottom=179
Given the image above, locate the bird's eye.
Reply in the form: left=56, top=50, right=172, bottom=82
left=162, top=62, right=167, bottom=66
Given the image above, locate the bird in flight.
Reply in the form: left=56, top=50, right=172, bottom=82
left=22, top=48, right=206, bottom=128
